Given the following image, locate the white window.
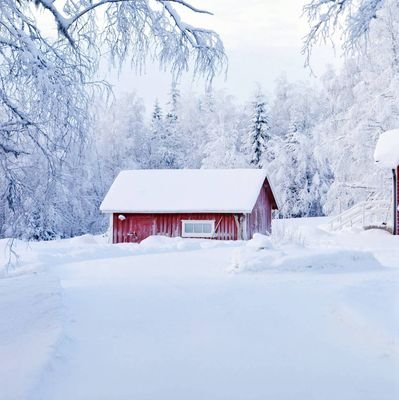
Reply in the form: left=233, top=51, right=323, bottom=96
left=182, top=220, right=215, bottom=238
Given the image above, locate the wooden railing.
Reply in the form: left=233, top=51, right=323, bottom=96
left=329, top=200, right=392, bottom=231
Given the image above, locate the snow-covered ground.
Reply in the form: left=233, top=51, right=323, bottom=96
left=1, top=218, right=398, bottom=400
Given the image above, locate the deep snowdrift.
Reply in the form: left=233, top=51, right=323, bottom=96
left=231, top=233, right=383, bottom=273
left=0, top=218, right=398, bottom=400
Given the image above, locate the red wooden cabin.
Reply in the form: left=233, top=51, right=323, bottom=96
left=100, top=169, right=279, bottom=243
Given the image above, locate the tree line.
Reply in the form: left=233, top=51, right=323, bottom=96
left=1, top=0, right=398, bottom=240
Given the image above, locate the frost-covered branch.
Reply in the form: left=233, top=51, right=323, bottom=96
left=161, top=1, right=213, bottom=15
left=0, top=143, right=28, bottom=157
left=31, top=0, right=226, bottom=79
left=303, top=0, right=384, bottom=63
left=34, top=0, right=74, bottom=44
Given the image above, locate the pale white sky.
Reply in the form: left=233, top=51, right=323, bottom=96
left=37, top=1, right=340, bottom=108
left=106, top=0, right=341, bottom=108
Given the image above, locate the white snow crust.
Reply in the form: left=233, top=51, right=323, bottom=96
left=100, top=169, right=271, bottom=213
left=374, top=129, right=399, bottom=168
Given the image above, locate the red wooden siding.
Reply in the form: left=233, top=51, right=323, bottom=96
left=246, top=181, right=273, bottom=238
left=113, top=213, right=238, bottom=243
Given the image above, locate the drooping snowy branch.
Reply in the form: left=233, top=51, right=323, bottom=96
left=31, top=0, right=226, bottom=80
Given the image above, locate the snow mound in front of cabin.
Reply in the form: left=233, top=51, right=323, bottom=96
left=139, top=235, right=199, bottom=251
left=138, top=235, right=234, bottom=253
left=1, top=234, right=238, bottom=278
left=231, top=234, right=382, bottom=273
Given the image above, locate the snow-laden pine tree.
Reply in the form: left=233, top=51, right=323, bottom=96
left=247, top=89, right=272, bottom=168
left=148, top=101, right=166, bottom=169
left=161, top=84, right=187, bottom=169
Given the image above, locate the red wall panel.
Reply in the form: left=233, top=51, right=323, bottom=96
left=113, top=213, right=238, bottom=243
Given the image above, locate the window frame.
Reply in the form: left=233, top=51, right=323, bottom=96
left=181, top=220, right=215, bottom=238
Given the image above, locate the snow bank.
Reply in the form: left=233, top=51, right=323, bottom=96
left=133, top=235, right=235, bottom=254
left=231, top=247, right=382, bottom=273
left=231, top=234, right=382, bottom=273
left=1, top=234, right=238, bottom=279
left=139, top=235, right=204, bottom=252
left=374, top=129, right=399, bottom=169
left=246, top=233, right=274, bottom=249
left=0, top=235, right=124, bottom=278
left=0, top=238, right=42, bottom=278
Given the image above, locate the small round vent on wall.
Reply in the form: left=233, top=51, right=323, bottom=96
left=118, top=214, right=126, bottom=221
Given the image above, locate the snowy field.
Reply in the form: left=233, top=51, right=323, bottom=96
left=0, top=217, right=398, bottom=400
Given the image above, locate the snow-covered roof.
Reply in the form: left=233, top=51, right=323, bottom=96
left=374, top=129, right=399, bottom=169
left=100, top=169, right=278, bottom=214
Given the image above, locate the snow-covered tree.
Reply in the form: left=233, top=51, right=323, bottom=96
left=269, top=79, right=329, bottom=217
left=162, top=84, right=187, bottom=168
left=201, top=91, right=247, bottom=168
left=148, top=100, right=166, bottom=168
left=303, top=0, right=384, bottom=62
left=95, top=92, right=147, bottom=183
left=176, top=93, right=208, bottom=168
left=0, top=0, right=225, bottom=239
left=247, top=89, right=272, bottom=168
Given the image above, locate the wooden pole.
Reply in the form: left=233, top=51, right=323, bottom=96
left=393, top=169, right=397, bottom=235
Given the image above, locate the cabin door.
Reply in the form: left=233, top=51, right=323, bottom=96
left=125, top=216, right=154, bottom=243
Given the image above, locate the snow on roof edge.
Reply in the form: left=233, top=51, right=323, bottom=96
left=101, top=208, right=256, bottom=214
left=374, top=129, right=399, bottom=169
